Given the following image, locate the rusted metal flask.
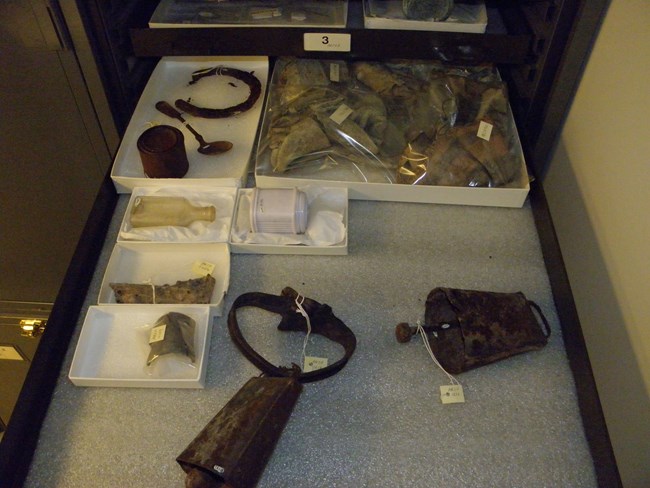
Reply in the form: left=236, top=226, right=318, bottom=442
left=177, top=376, right=303, bottom=488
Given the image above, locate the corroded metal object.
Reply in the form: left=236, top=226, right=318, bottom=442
left=137, top=125, right=189, bottom=178
left=396, top=288, right=551, bottom=374
left=155, top=101, right=233, bottom=155
left=177, top=377, right=302, bottom=488
left=175, top=66, right=262, bottom=119
left=176, top=287, right=356, bottom=488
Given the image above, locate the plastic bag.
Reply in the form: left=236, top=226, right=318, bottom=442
left=257, top=57, right=524, bottom=188
left=145, top=312, right=197, bottom=376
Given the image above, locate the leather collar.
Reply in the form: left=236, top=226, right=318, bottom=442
left=227, top=287, right=357, bottom=383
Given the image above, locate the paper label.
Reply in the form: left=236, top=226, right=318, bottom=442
left=330, top=104, right=353, bottom=125
left=149, top=324, right=166, bottom=344
left=304, top=33, right=351, bottom=52
left=0, top=345, right=24, bottom=361
left=193, top=260, right=215, bottom=277
left=303, top=356, right=328, bottom=372
left=440, top=384, right=465, bottom=404
left=477, top=121, right=493, bottom=141
left=330, top=63, right=340, bottom=82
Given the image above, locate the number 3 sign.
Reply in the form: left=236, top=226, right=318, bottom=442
left=304, top=33, right=351, bottom=52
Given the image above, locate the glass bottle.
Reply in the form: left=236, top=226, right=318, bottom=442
left=130, top=196, right=216, bottom=228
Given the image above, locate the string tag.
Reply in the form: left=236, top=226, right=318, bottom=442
left=330, top=63, right=340, bottom=82
left=295, top=294, right=328, bottom=371
left=477, top=120, right=493, bottom=141
left=329, top=104, right=353, bottom=125
left=304, top=356, right=329, bottom=372
left=149, top=324, right=166, bottom=344
left=416, top=321, right=465, bottom=405
left=440, top=384, right=465, bottom=404
left=192, top=260, right=215, bottom=276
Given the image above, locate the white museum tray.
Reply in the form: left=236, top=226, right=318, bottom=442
left=98, top=242, right=230, bottom=317
left=363, top=0, right=487, bottom=33
left=256, top=161, right=529, bottom=207
left=69, top=305, right=212, bottom=388
left=111, top=56, right=268, bottom=193
left=254, top=58, right=529, bottom=208
left=230, top=186, right=348, bottom=255
left=149, top=0, right=348, bottom=28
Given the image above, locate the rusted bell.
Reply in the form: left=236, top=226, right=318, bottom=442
left=177, top=377, right=303, bottom=488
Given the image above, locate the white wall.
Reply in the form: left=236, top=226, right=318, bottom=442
left=544, top=1, right=650, bottom=486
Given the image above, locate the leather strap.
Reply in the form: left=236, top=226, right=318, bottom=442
left=175, top=66, right=262, bottom=119
left=227, top=287, right=357, bottom=383
left=528, top=300, right=552, bottom=338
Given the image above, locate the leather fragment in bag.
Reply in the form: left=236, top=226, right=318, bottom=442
left=396, top=287, right=551, bottom=374
left=177, top=287, right=357, bottom=488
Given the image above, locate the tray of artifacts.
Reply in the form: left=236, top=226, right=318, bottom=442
left=69, top=305, right=212, bottom=388
left=111, top=56, right=268, bottom=193
left=254, top=58, right=529, bottom=207
left=98, top=242, right=230, bottom=316
left=149, top=0, right=348, bottom=28
left=118, top=186, right=237, bottom=243
left=229, top=186, right=348, bottom=255
left=363, top=0, right=487, bottom=33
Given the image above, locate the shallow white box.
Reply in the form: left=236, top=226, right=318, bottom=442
left=111, top=56, right=268, bottom=193
left=255, top=58, right=529, bottom=208
left=118, top=186, right=237, bottom=243
left=363, top=0, right=487, bottom=33
left=149, top=0, right=348, bottom=28
left=98, top=242, right=230, bottom=316
left=230, top=187, right=348, bottom=255
left=69, top=305, right=212, bottom=388
left=256, top=164, right=528, bottom=207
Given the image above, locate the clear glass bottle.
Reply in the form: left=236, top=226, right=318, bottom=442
left=129, top=196, right=216, bottom=228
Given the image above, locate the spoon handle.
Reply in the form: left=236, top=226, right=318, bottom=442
left=184, top=122, right=207, bottom=145
left=155, top=101, right=185, bottom=122
left=156, top=100, right=206, bottom=145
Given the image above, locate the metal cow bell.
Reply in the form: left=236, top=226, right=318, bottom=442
left=177, top=288, right=357, bottom=488
left=177, top=376, right=302, bottom=488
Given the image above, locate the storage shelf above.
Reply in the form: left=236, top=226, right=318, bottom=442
left=130, top=4, right=533, bottom=65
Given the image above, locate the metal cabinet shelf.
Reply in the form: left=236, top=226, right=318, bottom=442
left=129, top=2, right=533, bottom=64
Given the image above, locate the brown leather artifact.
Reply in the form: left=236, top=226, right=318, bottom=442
left=175, top=66, right=262, bottom=119
left=396, top=287, right=551, bottom=374
left=177, top=287, right=357, bottom=488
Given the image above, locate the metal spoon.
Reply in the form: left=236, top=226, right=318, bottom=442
left=155, top=101, right=233, bottom=156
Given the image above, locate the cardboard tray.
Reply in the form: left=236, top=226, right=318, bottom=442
left=69, top=305, right=212, bottom=388
left=98, top=242, right=230, bottom=316
left=111, top=56, right=268, bottom=193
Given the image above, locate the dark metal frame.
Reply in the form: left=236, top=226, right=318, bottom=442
left=0, top=175, right=117, bottom=488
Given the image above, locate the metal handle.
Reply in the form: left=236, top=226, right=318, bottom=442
left=155, top=101, right=186, bottom=123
